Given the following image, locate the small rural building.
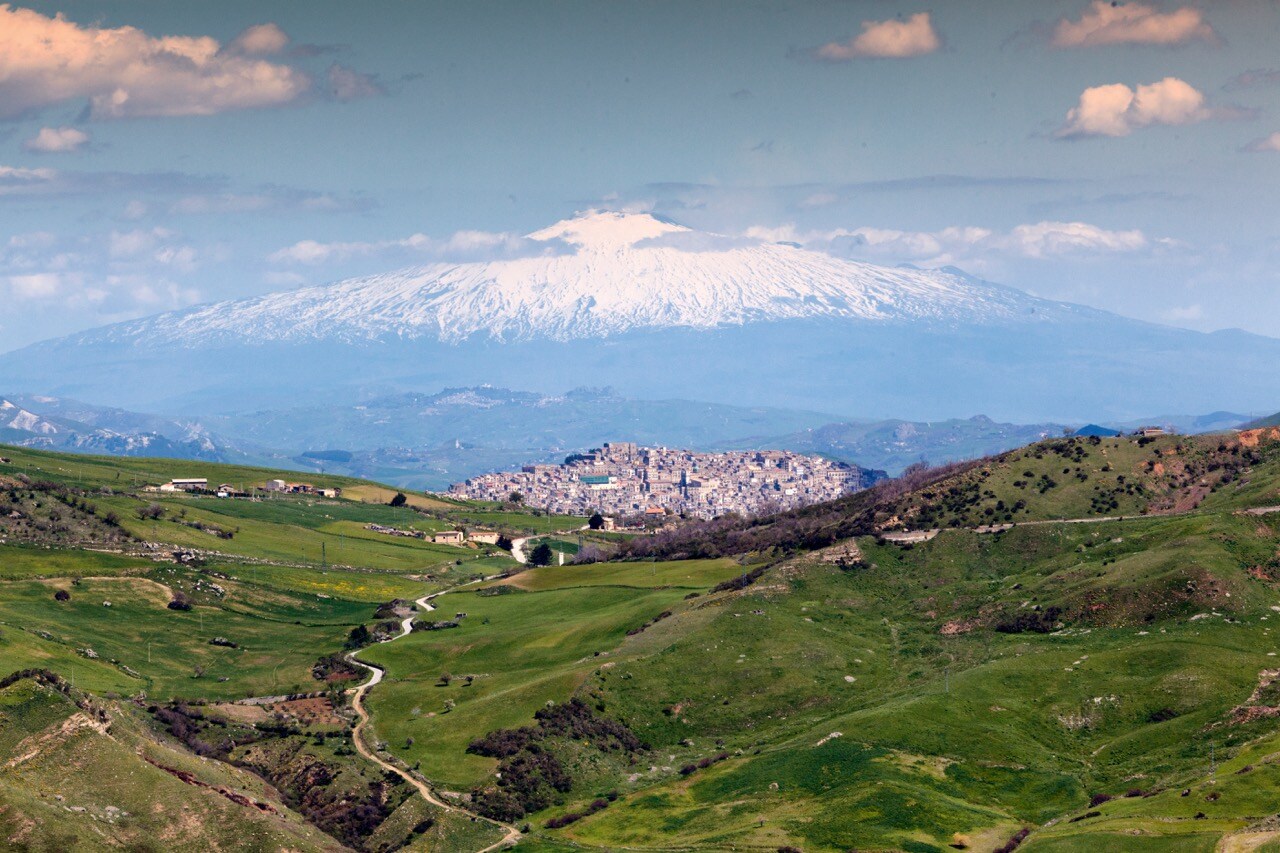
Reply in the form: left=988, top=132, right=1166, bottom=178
left=432, top=530, right=465, bottom=546
left=469, top=530, right=501, bottom=545
left=264, top=479, right=287, bottom=492
left=160, top=478, right=207, bottom=492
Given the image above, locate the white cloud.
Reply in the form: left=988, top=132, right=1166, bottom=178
left=8, top=272, right=62, bottom=299
left=23, top=126, right=90, bottom=153
left=1005, top=221, right=1148, bottom=259
left=1056, top=77, right=1209, bottom=138
left=8, top=231, right=55, bottom=250
left=797, top=192, right=838, bottom=209
left=109, top=228, right=171, bottom=259
left=1243, top=132, right=1280, bottom=153
left=172, top=194, right=276, bottom=215
left=153, top=245, right=198, bottom=272
left=268, top=237, right=404, bottom=265
left=1053, top=1, right=1215, bottom=48
left=0, top=165, right=58, bottom=193
left=0, top=6, right=310, bottom=119
left=270, top=230, right=564, bottom=265
left=816, top=12, right=940, bottom=60
left=170, top=190, right=371, bottom=215
left=327, top=64, right=385, bottom=101
left=1162, top=304, right=1203, bottom=323
left=226, top=23, right=290, bottom=56
left=749, top=220, right=1157, bottom=267
left=1, top=228, right=203, bottom=318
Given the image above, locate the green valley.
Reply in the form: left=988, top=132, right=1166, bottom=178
left=4, top=430, right=1280, bottom=851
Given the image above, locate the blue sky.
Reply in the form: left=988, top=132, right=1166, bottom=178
left=1, top=0, right=1279, bottom=349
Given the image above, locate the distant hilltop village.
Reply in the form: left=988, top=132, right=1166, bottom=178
left=449, top=442, right=885, bottom=520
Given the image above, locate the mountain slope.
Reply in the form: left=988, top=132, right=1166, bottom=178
left=59, top=211, right=1082, bottom=349
left=0, top=394, right=232, bottom=461
left=5, top=211, right=1280, bottom=422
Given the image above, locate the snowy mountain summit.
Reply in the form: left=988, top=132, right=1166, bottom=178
left=87, top=211, right=1074, bottom=348
left=17, top=209, right=1280, bottom=423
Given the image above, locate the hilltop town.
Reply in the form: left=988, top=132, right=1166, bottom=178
left=448, top=442, right=882, bottom=520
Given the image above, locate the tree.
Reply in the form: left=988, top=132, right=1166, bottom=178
left=345, top=624, right=371, bottom=649
left=508, top=491, right=524, bottom=504
left=54, top=589, right=70, bottom=602
left=389, top=492, right=407, bottom=507
left=589, top=512, right=605, bottom=530
left=529, top=542, right=554, bottom=567
left=136, top=503, right=165, bottom=521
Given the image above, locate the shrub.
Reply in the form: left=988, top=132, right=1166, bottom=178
left=993, top=828, right=1030, bottom=853
left=468, top=699, right=647, bottom=821
left=994, top=606, right=1062, bottom=634
left=545, top=812, right=584, bottom=829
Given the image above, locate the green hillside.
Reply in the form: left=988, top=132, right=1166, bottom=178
left=6, top=432, right=1280, bottom=852
left=1243, top=411, right=1280, bottom=429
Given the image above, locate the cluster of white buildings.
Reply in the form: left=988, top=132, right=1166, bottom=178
left=146, top=477, right=340, bottom=499
left=449, top=441, right=873, bottom=520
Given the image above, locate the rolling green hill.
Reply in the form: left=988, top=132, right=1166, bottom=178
left=5, top=431, right=1280, bottom=852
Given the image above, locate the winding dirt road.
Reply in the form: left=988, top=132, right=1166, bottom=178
left=346, top=586, right=521, bottom=852
left=510, top=525, right=589, bottom=565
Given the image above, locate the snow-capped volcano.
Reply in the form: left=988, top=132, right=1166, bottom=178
left=79, top=211, right=1076, bottom=348
left=8, top=209, right=1280, bottom=423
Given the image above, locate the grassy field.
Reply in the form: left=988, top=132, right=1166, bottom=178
left=0, top=574, right=361, bottom=700
left=494, top=557, right=743, bottom=592
left=541, top=508, right=1280, bottom=850
left=359, top=558, right=743, bottom=790
left=6, top=436, right=1280, bottom=851
left=0, top=543, right=153, bottom=579
left=0, top=675, right=347, bottom=851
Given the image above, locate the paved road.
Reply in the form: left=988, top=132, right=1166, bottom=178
left=346, top=583, right=520, bottom=852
